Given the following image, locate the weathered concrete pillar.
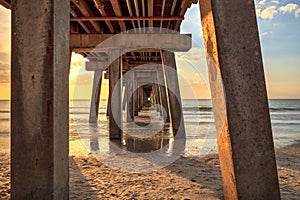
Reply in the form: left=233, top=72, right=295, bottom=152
left=109, top=50, right=122, bottom=139
left=154, top=84, right=161, bottom=113
left=106, top=91, right=111, bottom=117
left=157, top=69, right=170, bottom=122
left=162, top=51, right=185, bottom=136
left=126, top=73, right=134, bottom=122
left=122, top=84, right=127, bottom=111
left=138, top=86, right=144, bottom=111
left=89, top=70, right=103, bottom=123
left=11, top=0, right=69, bottom=199
left=144, top=92, right=148, bottom=107
left=133, top=80, right=139, bottom=116
left=199, top=1, right=280, bottom=199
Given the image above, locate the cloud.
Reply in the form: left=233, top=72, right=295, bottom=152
left=257, top=0, right=279, bottom=7
left=256, top=2, right=300, bottom=19
left=296, top=8, right=300, bottom=17
left=261, top=31, right=272, bottom=36
left=176, top=47, right=205, bottom=62
left=271, top=0, right=279, bottom=4
left=258, top=0, right=267, bottom=6
left=279, top=3, right=299, bottom=14
left=257, top=6, right=278, bottom=19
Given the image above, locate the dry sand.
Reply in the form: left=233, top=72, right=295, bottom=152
left=0, top=136, right=299, bottom=199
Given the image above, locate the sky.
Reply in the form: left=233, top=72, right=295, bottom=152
left=0, top=0, right=299, bottom=99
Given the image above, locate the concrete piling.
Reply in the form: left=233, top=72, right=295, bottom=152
left=11, top=0, right=70, bottom=198
left=199, top=0, right=280, bottom=199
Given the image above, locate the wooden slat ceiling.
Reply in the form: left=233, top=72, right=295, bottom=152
left=69, top=0, right=195, bottom=33
left=1, top=0, right=197, bottom=68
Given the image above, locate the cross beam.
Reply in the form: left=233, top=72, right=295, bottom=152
left=70, top=33, right=192, bottom=52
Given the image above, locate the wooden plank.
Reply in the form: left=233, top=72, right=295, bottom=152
left=148, top=0, right=154, bottom=27
left=110, top=0, right=127, bottom=31
left=70, top=8, right=91, bottom=34
left=70, top=16, right=184, bottom=21
left=93, top=0, right=115, bottom=33
left=71, top=0, right=103, bottom=33
left=69, top=33, right=192, bottom=52
left=174, top=0, right=193, bottom=31
left=0, top=0, right=10, bottom=9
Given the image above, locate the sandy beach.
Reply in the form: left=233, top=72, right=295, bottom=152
left=0, top=135, right=299, bottom=199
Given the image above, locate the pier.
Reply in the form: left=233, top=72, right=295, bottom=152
left=1, top=0, right=281, bottom=199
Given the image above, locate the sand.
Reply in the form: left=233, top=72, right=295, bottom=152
left=0, top=135, right=299, bottom=199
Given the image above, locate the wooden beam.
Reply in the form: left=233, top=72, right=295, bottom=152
left=174, top=0, right=193, bottom=31
left=70, top=16, right=184, bottom=21
left=128, top=60, right=161, bottom=65
left=0, top=0, right=10, bottom=9
left=72, top=47, right=161, bottom=53
left=70, top=33, right=192, bottom=52
left=110, top=0, right=127, bottom=31
left=134, top=0, right=141, bottom=28
left=70, top=8, right=91, bottom=34
left=71, top=0, right=103, bottom=33
left=88, top=61, right=161, bottom=71
left=93, top=0, right=115, bottom=33
left=148, top=0, right=154, bottom=28
left=122, top=55, right=160, bottom=59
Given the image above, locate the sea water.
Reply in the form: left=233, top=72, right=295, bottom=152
left=1, top=99, right=299, bottom=156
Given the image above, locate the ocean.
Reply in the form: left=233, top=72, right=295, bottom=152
left=1, top=99, right=299, bottom=157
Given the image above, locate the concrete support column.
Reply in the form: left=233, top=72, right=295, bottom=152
left=11, top=0, right=70, bottom=199
left=162, top=51, right=185, bottom=136
left=144, top=92, right=148, bottom=107
left=199, top=1, right=280, bottom=199
left=122, top=84, right=127, bottom=111
left=133, top=80, right=139, bottom=116
left=139, top=86, right=144, bottom=111
left=89, top=70, right=103, bottom=123
left=106, top=88, right=111, bottom=117
left=154, top=84, right=161, bottom=113
left=157, top=69, right=170, bottom=122
left=126, top=73, right=134, bottom=122
left=109, top=50, right=122, bottom=139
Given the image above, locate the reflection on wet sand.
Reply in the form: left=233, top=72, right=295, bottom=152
left=88, top=107, right=175, bottom=154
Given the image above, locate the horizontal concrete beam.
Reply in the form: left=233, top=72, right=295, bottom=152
left=70, top=33, right=192, bottom=52
left=86, top=61, right=109, bottom=71
left=135, top=71, right=157, bottom=78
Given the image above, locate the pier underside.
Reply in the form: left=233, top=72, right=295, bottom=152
left=1, top=0, right=281, bottom=199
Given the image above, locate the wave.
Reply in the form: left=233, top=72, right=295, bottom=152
left=0, top=110, right=10, bottom=113
left=182, top=107, right=212, bottom=112
left=69, top=112, right=107, bottom=115
left=1, top=106, right=300, bottom=115
left=270, top=107, right=300, bottom=112
left=271, top=122, right=300, bottom=126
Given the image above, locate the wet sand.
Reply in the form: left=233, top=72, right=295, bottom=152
left=0, top=135, right=299, bottom=199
